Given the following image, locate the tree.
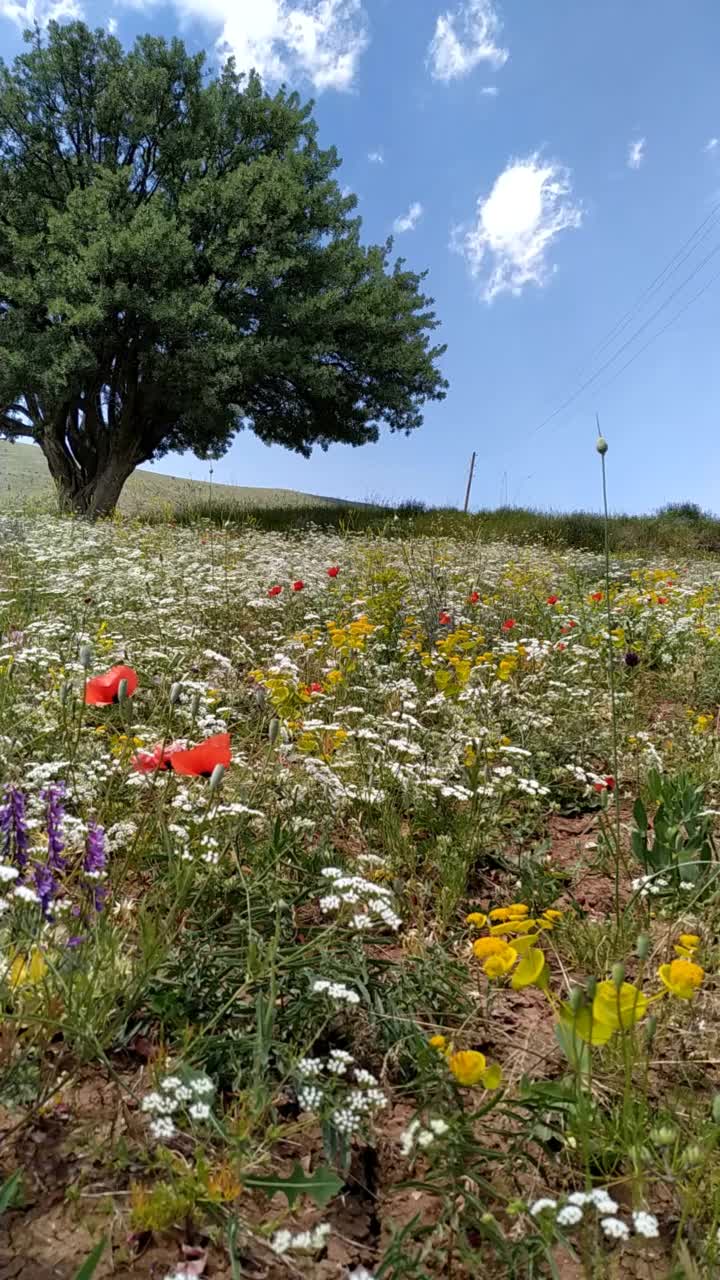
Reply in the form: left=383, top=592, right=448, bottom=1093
left=0, top=23, right=447, bottom=518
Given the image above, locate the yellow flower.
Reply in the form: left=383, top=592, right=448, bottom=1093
left=658, top=959, right=704, bottom=1000
left=592, top=981, right=647, bottom=1030
left=473, top=936, right=511, bottom=960
left=8, top=947, right=47, bottom=989
left=489, top=904, right=529, bottom=922
left=481, top=1062, right=504, bottom=1090
left=511, top=947, right=547, bottom=991
left=488, top=907, right=512, bottom=921
left=489, top=918, right=537, bottom=936
left=448, top=1049, right=487, bottom=1085
left=465, top=912, right=488, bottom=928
left=483, top=947, right=518, bottom=978
left=428, top=1034, right=447, bottom=1051
left=559, top=1003, right=615, bottom=1045
left=678, top=934, right=700, bottom=948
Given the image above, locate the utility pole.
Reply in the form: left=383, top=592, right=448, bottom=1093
left=463, top=451, right=476, bottom=514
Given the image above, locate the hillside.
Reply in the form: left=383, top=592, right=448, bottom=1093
left=0, top=441, right=344, bottom=515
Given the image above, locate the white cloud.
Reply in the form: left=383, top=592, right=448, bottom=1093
left=0, top=0, right=81, bottom=24
left=480, top=85, right=499, bottom=96
left=118, top=0, right=368, bottom=93
left=393, top=201, right=424, bottom=234
left=367, top=149, right=384, bottom=164
left=627, top=137, right=646, bottom=170
left=428, top=0, right=508, bottom=82
left=454, top=152, right=582, bottom=303
left=705, top=137, right=718, bottom=153
left=107, top=15, right=118, bottom=32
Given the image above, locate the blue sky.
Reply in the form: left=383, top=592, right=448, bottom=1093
left=2, top=0, right=720, bottom=514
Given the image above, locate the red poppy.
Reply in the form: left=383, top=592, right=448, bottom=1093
left=547, top=595, right=559, bottom=605
left=590, top=592, right=603, bottom=603
left=132, top=740, right=185, bottom=773
left=468, top=591, right=480, bottom=604
left=170, top=732, right=232, bottom=777
left=439, top=611, right=452, bottom=626
left=655, top=596, right=668, bottom=605
left=501, top=618, right=516, bottom=631
left=309, top=682, right=323, bottom=693
left=292, top=580, right=305, bottom=592
left=268, top=585, right=282, bottom=597
left=85, top=665, right=138, bottom=706
left=327, top=566, right=340, bottom=578
left=555, top=641, right=566, bottom=651
left=593, top=775, right=615, bottom=793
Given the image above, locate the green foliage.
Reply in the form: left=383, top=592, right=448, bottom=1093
left=0, top=23, right=446, bottom=516
left=0, top=1170, right=22, bottom=1215
left=243, top=1162, right=343, bottom=1208
left=632, top=769, right=717, bottom=893
left=72, top=1241, right=106, bottom=1280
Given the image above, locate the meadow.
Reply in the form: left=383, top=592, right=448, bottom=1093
left=2, top=506, right=720, bottom=1279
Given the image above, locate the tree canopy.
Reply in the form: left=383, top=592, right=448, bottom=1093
left=0, top=22, right=447, bottom=516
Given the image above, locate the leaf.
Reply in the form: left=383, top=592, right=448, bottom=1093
left=243, top=1162, right=343, bottom=1208
left=555, top=1019, right=591, bottom=1071
left=72, top=1240, right=106, bottom=1280
left=0, top=1170, right=22, bottom=1215
left=633, top=796, right=647, bottom=831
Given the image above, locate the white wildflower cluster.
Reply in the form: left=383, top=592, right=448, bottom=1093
left=141, top=1069, right=215, bottom=1142
left=295, top=1052, right=386, bottom=1135
left=631, top=873, right=669, bottom=897
left=271, top=1222, right=331, bottom=1255
left=529, top=1190, right=658, bottom=1243
left=319, top=866, right=401, bottom=932
left=400, top=1115, right=450, bottom=1157
left=310, top=978, right=361, bottom=1006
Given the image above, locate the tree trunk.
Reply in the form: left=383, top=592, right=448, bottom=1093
left=41, top=435, right=136, bottom=519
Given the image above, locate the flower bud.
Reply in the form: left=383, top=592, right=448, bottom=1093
left=268, top=717, right=281, bottom=746
left=644, top=1014, right=657, bottom=1046
left=208, top=763, right=225, bottom=794
left=585, top=976, right=597, bottom=1000
left=596, top=436, right=608, bottom=455
left=636, top=933, right=650, bottom=961
left=59, top=679, right=73, bottom=705
left=190, top=692, right=200, bottom=719
left=169, top=682, right=182, bottom=707
left=712, top=1094, right=720, bottom=1125
left=611, top=962, right=625, bottom=989
left=79, top=644, right=93, bottom=670
left=650, top=1125, right=676, bottom=1146
left=117, top=678, right=129, bottom=705
left=569, top=986, right=585, bottom=1014
left=682, top=1144, right=703, bottom=1167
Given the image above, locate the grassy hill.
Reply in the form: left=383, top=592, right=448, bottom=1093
left=0, top=440, right=346, bottom=516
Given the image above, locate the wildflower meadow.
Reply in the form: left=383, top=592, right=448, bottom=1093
left=3, top=499, right=720, bottom=1278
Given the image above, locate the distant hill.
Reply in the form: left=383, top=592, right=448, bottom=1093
left=0, top=441, right=345, bottom=515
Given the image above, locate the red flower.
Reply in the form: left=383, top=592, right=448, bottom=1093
left=655, top=596, right=668, bottom=605
left=547, top=595, right=559, bottom=605
left=590, top=592, right=603, bottom=603
left=593, top=775, right=615, bottom=793
left=309, top=682, right=323, bottom=693
left=170, top=732, right=232, bottom=777
left=85, top=665, right=138, bottom=706
left=327, top=566, right=340, bottom=578
left=132, top=741, right=185, bottom=773
left=439, top=611, right=452, bottom=626
left=555, top=641, right=566, bottom=651
left=292, top=580, right=305, bottom=592
left=468, top=591, right=480, bottom=604
left=268, top=585, right=282, bottom=597
left=502, top=618, right=516, bottom=631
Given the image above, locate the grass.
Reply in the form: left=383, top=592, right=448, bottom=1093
left=3, top=506, right=720, bottom=1277
left=0, top=440, right=349, bottom=516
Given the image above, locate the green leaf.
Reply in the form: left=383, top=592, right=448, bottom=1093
left=633, top=796, right=647, bottom=831
left=243, top=1162, right=343, bottom=1208
left=0, top=1170, right=22, bottom=1215
left=555, top=1020, right=591, bottom=1072
left=72, top=1240, right=106, bottom=1280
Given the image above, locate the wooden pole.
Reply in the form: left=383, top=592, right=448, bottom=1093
left=463, top=450, right=476, bottom=513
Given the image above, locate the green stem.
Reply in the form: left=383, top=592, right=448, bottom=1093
left=599, top=435, right=623, bottom=929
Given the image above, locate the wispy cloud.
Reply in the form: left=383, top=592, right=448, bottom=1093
left=480, top=85, right=499, bottom=96
left=454, top=152, right=582, bottom=303
left=705, top=137, right=719, bottom=153
left=367, top=149, right=385, bottom=164
left=393, top=201, right=424, bottom=234
left=107, top=15, right=118, bottom=32
left=116, top=0, right=369, bottom=94
left=428, top=0, right=508, bottom=82
left=0, top=0, right=81, bottom=25
left=627, top=137, right=646, bottom=170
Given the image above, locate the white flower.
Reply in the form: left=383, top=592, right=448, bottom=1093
left=348, top=1268, right=376, bottom=1280
left=0, top=898, right=10, bottom=914
left=298, top=1085, right=323, bottom=1111
left=0, top=865, right=19, bottom=882
left=13, top=884, right=39, bottom=903
left=149, top=1116, right=176, bottom=1141
left=189, top=1101, right=211, bottom=1121
left=190, top=1075, right=214, bottom=1097
left=632, top=1210, right=659, bottom=1238
left=588, top=1189, right=619, bottom=1215
left=428, top=1118, right=449, bottom=1135
left=311, top=978, right=360, bottom=1006
left=354, top=1068, right=378, bottom=1086
left=529, top=1197, right=557, bottom=1216
left=601, top=1216, right=630, bottom=1240
left=556, top=1204, right=583, bottom=1227
left=298, top=1056, right=324, bottom=1077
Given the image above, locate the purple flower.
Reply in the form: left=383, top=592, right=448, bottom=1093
left=66, top=935, right=86, bottom=948
left=83, top=822, right=106, bottom=878
left=42, top=785, right=66, bottom=870
left=0, top=787, right=29, bottom=870
left=33, top=862, right=57, bottom=918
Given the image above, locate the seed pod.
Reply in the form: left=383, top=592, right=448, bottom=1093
left=169, top=682, right=182, bottom=707
left=644, top=1014, right=657, bottom=1046
left=636, top=933, right=650, bottom=961
left=268, top=717, right=281, bottom=746
left=611, top=962, right=625, bottom=989
left=190, top=692, right=200, bottom=719
left=569, top=986, right=585, bottom=1014
left=596, top=436, right=609, bottom=455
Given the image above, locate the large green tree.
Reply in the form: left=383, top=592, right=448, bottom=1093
left=0, top=23, right=446, bottom=517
